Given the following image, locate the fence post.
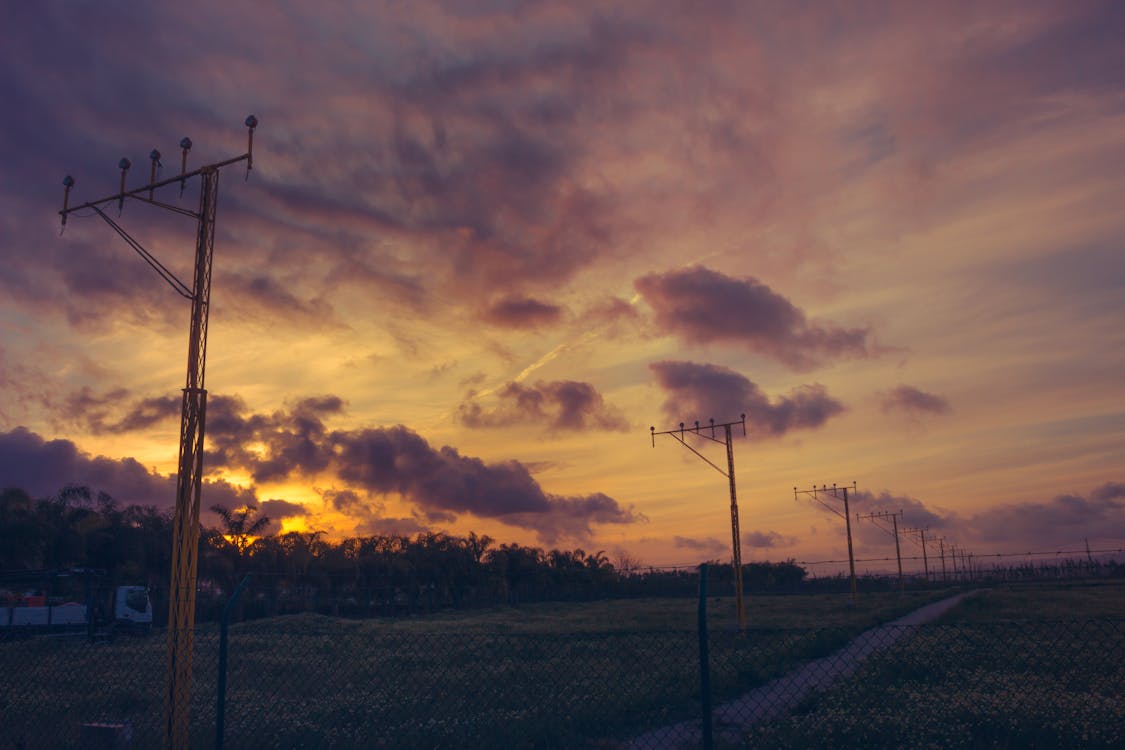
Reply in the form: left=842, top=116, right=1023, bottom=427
left=698, top=563, right=713, bottom=750
left=216, top=574, right=252, bottom=750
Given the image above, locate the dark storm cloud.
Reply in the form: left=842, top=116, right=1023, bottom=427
left=459, top=380, right=629, bottom=432
left=881, top=385, right=952, bottom=416
left=649, top=361, right=844, bottom=438
left=480, top=296, right=565, bottom=328
left=202, top=398, right=643, bottom=542
left=0, top=426, right=255, bottom=512
left=635, top=267, right=871, bottom=370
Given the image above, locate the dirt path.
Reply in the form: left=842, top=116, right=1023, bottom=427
left=624, top=591, right=980, bottom=749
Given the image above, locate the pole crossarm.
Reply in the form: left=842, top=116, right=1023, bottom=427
left=900, top=527, right=929, bottom=547
left=901, top=527, right=931, bottom=580
left=793, top=482, right=857, bottom=519
left=856, top=509, right=902, bottom=539
left=856, top=509, right=904, bottom=592
left=59, top=153, right=250, bottom=220
left=650, top=417, right=747, bottom=477
left=650, top=414, right=748, bottom=631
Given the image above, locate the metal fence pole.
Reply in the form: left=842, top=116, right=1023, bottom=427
left=216, top=574, right=252, bottom=750
left=698, top=563, right=713, bottom=750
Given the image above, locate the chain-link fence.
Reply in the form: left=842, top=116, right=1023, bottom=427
left=2, top=615, right=1124, bottom=748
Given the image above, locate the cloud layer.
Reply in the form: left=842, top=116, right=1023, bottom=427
left=201, top=396, right=644, bottom=542
left=459, top=380, right=628, bottom=432
left=636, top=267, right=871, bottom=370
left=650, top=360, right=844, bottom=438
left=881, top=385, right=952, bottom=416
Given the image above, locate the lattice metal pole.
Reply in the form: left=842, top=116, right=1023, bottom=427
left=164, top=165, right=218, bottom=749
left=58, top=117, right=257, bottom=750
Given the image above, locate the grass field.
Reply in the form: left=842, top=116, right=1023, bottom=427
left=2, top=584, right=1122, bottom=748
left=743, top=582, right=1125, bottom=749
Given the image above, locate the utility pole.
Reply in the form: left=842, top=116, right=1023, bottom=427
left=651, top=416, right=748, bottom=630
left=795, top=483, right=859, bottom=602
left=902, top=527, right=930, bottom=581
left=856, top=510, right=904, bottom=593
left=60, top=116, right=258, bottom=750
left=938, top=538, right=948, bottom=583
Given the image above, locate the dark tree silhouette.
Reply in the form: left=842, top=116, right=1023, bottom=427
left=210, top=502, right=271, bottom=556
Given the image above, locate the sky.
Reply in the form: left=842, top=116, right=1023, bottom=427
left=2, top=1, right=1124, bottom=573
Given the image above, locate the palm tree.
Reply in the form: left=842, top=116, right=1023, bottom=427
left=209, top=503, right=271, bottom=556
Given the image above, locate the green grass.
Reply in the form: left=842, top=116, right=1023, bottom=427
left=935, top=580, right=1125, bottom=622
left=743, top=582, right=1125, bottom=749
left=3, top=585, right=1120, bottom=748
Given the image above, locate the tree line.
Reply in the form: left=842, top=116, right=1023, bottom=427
left=1, top=485, right=813, bottom=622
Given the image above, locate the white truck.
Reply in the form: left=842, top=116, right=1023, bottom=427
left=0, top=585, right=152, bottom=635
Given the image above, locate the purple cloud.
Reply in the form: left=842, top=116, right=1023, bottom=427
left=635, top=267, right=870, bottom=369
left=480, top=296, right=565, bottom=328
left=744, top=530, right=796, bottom=549
left=258, top=498, right=309, bottom=520
left=0, top=426, right=256, bottom=513
left=649, top=360, right=844, bottom=438
left=881, top=385, right=952, bottom=416
left=966, top=484, right=1125, bottom=548
left=459, top=380, right=629, bottom=432
left=201, top=397, right=644, bottom=543
left=674, top=536, right=727, bottom=553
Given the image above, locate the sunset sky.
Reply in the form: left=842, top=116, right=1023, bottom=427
left=2, top=1, right=1123, bottom=573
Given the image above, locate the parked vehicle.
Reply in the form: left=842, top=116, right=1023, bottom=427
left=0, top=571, right=152, bottom=636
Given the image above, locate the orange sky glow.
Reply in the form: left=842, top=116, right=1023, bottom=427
left=2, top=1, right=1123, bottom=575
